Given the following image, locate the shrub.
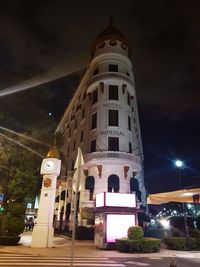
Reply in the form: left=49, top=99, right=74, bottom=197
left=129, top=238, right=161, bottom=253
left=8, top=202, right=26, bottom=217
left=197, top=216, right=200, bottom=230
left=0, top=236, right=21, bottom=245
left=171, top=227, right=183, bottom=237
left=189, top=228, right=200, bottom=238
left=128, top=226, right=144, bottom=240
left=0, top=215, right=3, bottom=236
left=164, top=237, right=200, bottom=251
left=164, top=237, right=187, bottom=250
left=2, top=215, right=25, bottom=236
left=116, top=238, right=130, bottom=252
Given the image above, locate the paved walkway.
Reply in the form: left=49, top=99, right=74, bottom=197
left=0, top=231, right=200, bottom=261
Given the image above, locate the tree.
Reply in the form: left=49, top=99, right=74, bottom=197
left=0, top=85, right=57, bottom=209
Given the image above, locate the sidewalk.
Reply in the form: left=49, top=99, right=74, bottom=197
left=0, top=231, right=200, bottom=260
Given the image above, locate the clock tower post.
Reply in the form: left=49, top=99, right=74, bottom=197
left=31, top=147, right=61, bottom=248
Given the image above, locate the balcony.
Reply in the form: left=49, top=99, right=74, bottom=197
left=87, top=72, right=134, bottom=92
left=84, top=151, right=141, bottom=169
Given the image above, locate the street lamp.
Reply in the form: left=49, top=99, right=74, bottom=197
left=175, top=159, right=190, bottom=249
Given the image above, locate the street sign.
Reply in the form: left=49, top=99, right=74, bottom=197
left=0, top=193, right=4, bottom=202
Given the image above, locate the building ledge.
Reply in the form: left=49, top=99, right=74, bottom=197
left=84, top=151, right=141, bottom=171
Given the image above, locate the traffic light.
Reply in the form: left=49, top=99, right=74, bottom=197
left=0, top=205, right=5, bottom=212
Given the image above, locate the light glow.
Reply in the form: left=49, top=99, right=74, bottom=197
left=106, top=214, right=135, bottom=242
left=175, top=160, right=183, bottom=168
left=159, top=218, right=170, bottom=229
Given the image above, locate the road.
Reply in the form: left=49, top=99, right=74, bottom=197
left=0, top=254, right=200, bottom=267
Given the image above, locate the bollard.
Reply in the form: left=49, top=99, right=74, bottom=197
left=170, top=260, right=177, bottom=267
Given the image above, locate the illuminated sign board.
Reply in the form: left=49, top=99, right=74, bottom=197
left=96, top=192, right=136, bottom=208
left=106, top=214, right=136, bottom=242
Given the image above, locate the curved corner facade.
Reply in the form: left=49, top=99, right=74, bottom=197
left=56, top=26, right=146, bottom=229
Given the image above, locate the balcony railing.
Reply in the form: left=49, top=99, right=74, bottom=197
left=87, top=72, right=134, bottom=90
left=84, top=151, right=141, bottom=165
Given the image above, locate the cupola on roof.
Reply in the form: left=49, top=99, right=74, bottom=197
left=46, top=146, right=60, bottom=159
left=91, top=18, right=129, bottom=56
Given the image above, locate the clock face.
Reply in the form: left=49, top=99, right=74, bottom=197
left=44, top=160, right=55, bottom=172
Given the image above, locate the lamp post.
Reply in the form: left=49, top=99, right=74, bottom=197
left=175, top=160, right=190, bottom=249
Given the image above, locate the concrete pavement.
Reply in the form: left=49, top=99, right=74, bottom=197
left=0, top=231, right=200, bottom=261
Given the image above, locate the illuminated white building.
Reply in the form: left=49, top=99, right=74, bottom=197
left=56, top=21, right=146, bottom=229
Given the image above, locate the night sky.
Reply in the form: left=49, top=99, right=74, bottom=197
left=0, top=0, right=200, bottom=194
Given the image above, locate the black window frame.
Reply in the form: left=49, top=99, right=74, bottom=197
left=108, top=137, right=119, bottom=151
left=90, top=139, right=96, bottom=152
left=129, top=142, right=132, bottom=153
left=109, top=64, right=118, bottom=72
left=80, top=130, right=83, bottom=142
left=128, top=115, right=131, bottom=131
left=108, top=109, right=118, bottom=126
left=93, top=68, right=99, bottom=76
left=91, top=112, right=97, bottom=130
left=92, top=89, right=98, bottom=104
left=109, top=85, right=118, bottom=100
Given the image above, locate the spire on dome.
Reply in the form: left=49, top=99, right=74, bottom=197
left=91, top=18, right=129, bottom=56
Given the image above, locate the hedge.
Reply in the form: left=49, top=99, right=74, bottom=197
left=164, top=237, right=200, bottom=250
left=116, top=237, right=161, bottom=253
left=115, top=238, right=130, bottom=252
left=0, top=236, right=21, bottom=246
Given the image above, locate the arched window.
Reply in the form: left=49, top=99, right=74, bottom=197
left=108, top=175, right=119, bottom=192
left=130, top=177, right=139, bottom=193
left=130, top=177, right=141, bottom=202
left=61, top=190, right=66, bottom=200
left=85, top=176, right=95, bottom=200
left=55, top=196, right=60, bottom=203
left=65, top=203, right=71, bottom=221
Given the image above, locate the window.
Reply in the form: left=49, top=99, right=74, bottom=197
left=75, top=119, right=77, bottom=129
left=109, top=64, right=118, bottom=72
left=128, top=116, right=131, bottom=131
left=73, top=140, right=76, bottom=151
left=90, top=139, right=96, bottom=152
left=127, top=92, right=131, bottom=106
left=82, top=108, right=85, bottom=120
left=108, top=110, right=118, bottom=126
left=83, top=91, right=87, bottom=100
left=93, top=68, right=99, bottom=76
left=61, top=190, right=66, bottom=200
left=91, top=112, right=97, bottom=130
left=109, top=85, right=118, bottom=100
left=85, top=176, right=95, bottom=201
left=69, top=128, right=71, bottom=138
left=108, top=175, right=119, bottom=192
left=71, top=160, right=74, bottom=170
left=108, top=137, right=119, bottom=151
left=129, top=142, right=132, bottom=153
left=67, top=147, right=69, bottom=157
left=92, top=89, right=98, bottom=104
left=80, top=131, right=83, bottom=142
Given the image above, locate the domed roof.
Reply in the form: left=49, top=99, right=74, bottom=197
left=46, top=146, right=60, bottom=159
left=91, top=18, right=129, bottom=56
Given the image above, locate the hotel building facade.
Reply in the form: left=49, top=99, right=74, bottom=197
left=55, top=22, right=146, bottom=230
